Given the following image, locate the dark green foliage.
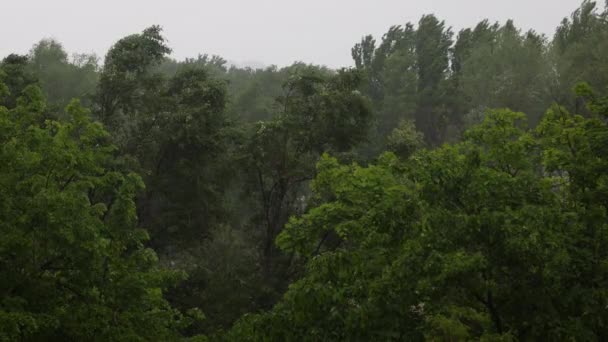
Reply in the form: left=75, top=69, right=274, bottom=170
left=240, top=67, right=373, bottom=309
left=414, top=15, right=454, bottom=145
left=95, top=27, right=232, bottom=253
left=0, top=54, right=38, bottom=109
left=138, top=67, right=231, bottom=249
left=96, top=25, right=171, bottom=131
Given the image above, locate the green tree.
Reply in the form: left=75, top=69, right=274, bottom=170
left=0, top=54, right=38, bottom=110
left=29, top=39, right=99, bottom=112
left=414, top=15, right=454, bottom=145
left=0, top=84, right=194, bottom=341
left=378, top=24, right=418, bottom=141
left=95, top=27, right=232, bottom=254
left=225, top=103, right=608, bottom=340
left=96, top=25, right=171, bottom=137
left=455, top=20, right=551, bottom=127
left=137, top=68, right=231, bottom=251
left=241, top=68, right=372, bottom=304
left=95, top=28, right=241, bottom=336
left=386, top=119, right=424, bottom=159
left=352, top=15, right=454, bottom=149
left=551, top=1, right=608, bottom=109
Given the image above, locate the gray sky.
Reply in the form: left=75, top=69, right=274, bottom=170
left=0, top=0, right=588, bottom=68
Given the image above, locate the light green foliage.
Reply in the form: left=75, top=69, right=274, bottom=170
left=386, top=119, right=424, bottom=159
left=0, top=87, right=194, bottom=340
left=225, top=103, right=608, bottom=340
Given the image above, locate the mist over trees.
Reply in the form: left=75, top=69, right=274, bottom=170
left=1, top=1, right=608, bottom=340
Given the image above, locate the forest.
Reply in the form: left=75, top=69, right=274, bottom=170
left=1, top=1, right=608, bottom=340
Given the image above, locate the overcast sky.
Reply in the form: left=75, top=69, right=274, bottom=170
left=0, top=0, right=589, bottom=68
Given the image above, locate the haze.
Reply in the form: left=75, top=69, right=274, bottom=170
left=0, top=0, right=587, bottom=67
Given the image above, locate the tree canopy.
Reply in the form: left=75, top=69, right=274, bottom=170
left=2, top=2, right=608, bottom=340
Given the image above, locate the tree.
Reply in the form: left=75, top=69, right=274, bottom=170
left=378, top=24, right=418, bottom=141
left=96, top=25, right=171, bottom=135
left=414, top=15, right=454, bottom=145
left=241, top=68, right=372, bottom=304
left=0, top=84, right=195, bottom=340
left=386, top=119, right=424, bottom=159
left=225, top=103, right=608, bottom=340
left=352, top=34, right=381, bottom=104
left=95, top=27, right=232, bottom=254
left=352, top=15, right=454, bottom=148
left=455, top=20, right=551, bottom=127
left=0, top=54, right=38, bottom=110
left=551, top=1, right=608, bottom=109
left=29, top=39, right=99, bottom=112
left=137, top=68, right=231, bottom=251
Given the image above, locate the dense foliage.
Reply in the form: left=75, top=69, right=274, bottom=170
left=0, top=88, right=193, bottom=341
left=1, top=1, right=608, bottom=340
left=226, top=95, right=608, bottom=340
